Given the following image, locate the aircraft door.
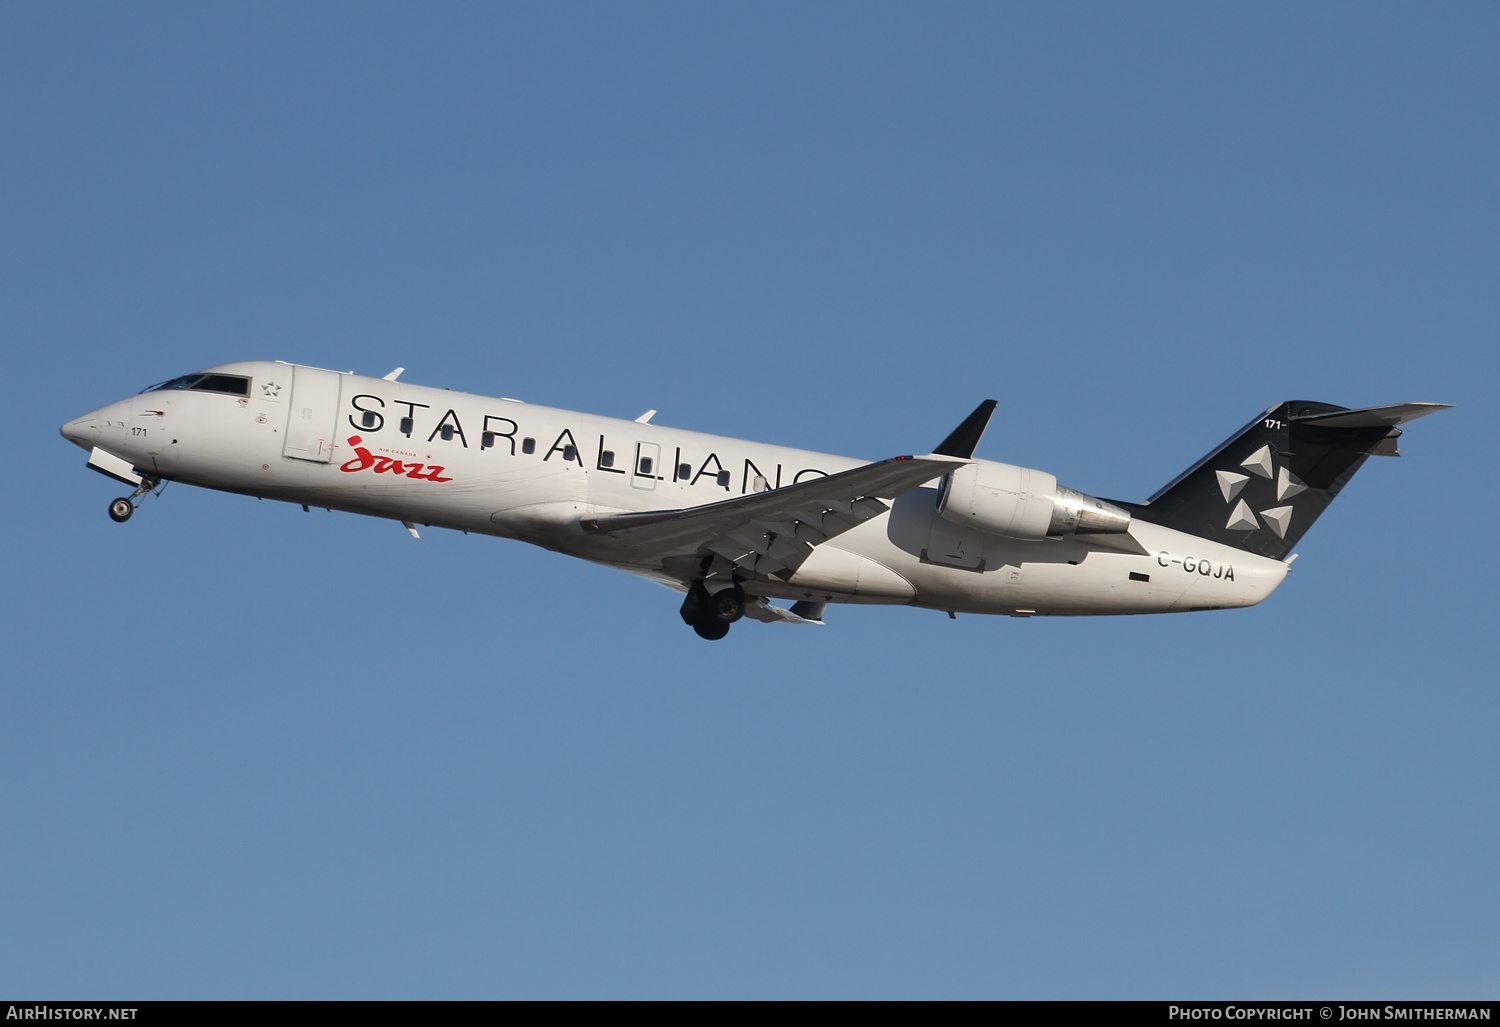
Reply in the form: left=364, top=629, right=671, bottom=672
left=282, top=366, right=343, bottom=463
left=632, top=442, right=661, bottom=491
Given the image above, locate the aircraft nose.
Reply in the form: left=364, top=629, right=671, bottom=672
left=60, top=411, right=100, bottom=451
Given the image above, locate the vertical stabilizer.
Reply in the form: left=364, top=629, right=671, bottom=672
left=1120, top=401, right=1449, bottom=559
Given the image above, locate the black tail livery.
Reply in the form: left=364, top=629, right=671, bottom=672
left=1118, top=401, right=1451, bottom=560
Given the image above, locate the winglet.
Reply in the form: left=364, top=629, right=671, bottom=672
left=383, top=367, right=405, bottom=381
left=933, top=400, right=998, bottom=458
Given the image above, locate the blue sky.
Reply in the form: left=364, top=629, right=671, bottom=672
left=2, top=2, right=1495, bottom=999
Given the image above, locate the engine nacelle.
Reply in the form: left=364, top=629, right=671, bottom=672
left=936, top=460, right=1131, bottom=540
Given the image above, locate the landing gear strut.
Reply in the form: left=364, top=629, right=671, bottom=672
left=107, top=477, right=162, bottom=523
left=681, top=581, right=745, bottom=640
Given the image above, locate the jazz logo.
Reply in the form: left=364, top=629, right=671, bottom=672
left=340, top=436, right=453, bottom=482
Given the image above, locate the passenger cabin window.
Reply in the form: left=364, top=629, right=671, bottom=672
left=361, top=411, right=378, bottom=428
left=562, top=445, right=578, bottom=462
left=638, top=457, right=653, bottom=475
left=440, top=425, right=455, bottom=441
left=600, top=450, right=615, bottom=468
left=521, top=438, right=536, bottom=454
left=716, top=470, right=731, bottom=488
left=148, top=373, right=250, bottom=396
left=678, top=463, right=692, bottom=480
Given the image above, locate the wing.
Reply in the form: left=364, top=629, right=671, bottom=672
left=581, top=453, right=967, bottom=580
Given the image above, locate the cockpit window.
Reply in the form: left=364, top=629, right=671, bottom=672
left=194, top=374, right=250, bottom=395
left=147, top=374, right=201, bottom=391
left=146, top=373, right=250, bottom=396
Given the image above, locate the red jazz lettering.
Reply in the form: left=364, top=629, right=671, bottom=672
left=340, top=436, right=453, bottom=482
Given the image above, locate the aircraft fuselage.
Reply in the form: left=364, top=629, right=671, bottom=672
left=61, top=360, right=1290, bottom=620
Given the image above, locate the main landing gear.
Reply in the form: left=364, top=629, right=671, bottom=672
left=680, top=581, right=745, bottom=641
left=107, top=478, right=162, bottom=523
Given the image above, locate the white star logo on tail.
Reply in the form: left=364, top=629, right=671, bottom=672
left=1259, top=505, right=1294, bottom=538
left=1216, top=442, right=1309, bottom=540
left=1240, top=444, right=1274, bottom=479
left=1276, top=467, right=1307, bottom=501
left=1217, top=470, right=1249, bottom=502
left=1226, top=499, right=1259, bottom=530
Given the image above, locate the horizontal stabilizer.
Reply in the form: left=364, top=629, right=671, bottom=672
left=1292, top=402, right=1452, bottom=428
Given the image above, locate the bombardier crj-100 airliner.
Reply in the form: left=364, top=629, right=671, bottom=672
left=61, top=361, right=1448, bottom=639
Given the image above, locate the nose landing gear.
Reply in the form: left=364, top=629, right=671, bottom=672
left=680, top=581, right=746, bottom=640
left=107, top=478, right=162, bottom=523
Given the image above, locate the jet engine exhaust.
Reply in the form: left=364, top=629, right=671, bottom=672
left=1047, top=486, right=1131, bottom=536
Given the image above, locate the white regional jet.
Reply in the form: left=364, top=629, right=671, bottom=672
left=61, top=361, right=1448, bottom=639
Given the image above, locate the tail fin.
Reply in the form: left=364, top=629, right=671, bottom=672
left=1119, top=401, right=1450, bottom=559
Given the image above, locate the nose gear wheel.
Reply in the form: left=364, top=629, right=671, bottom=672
left=106, top=477, right=162, bottom=524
